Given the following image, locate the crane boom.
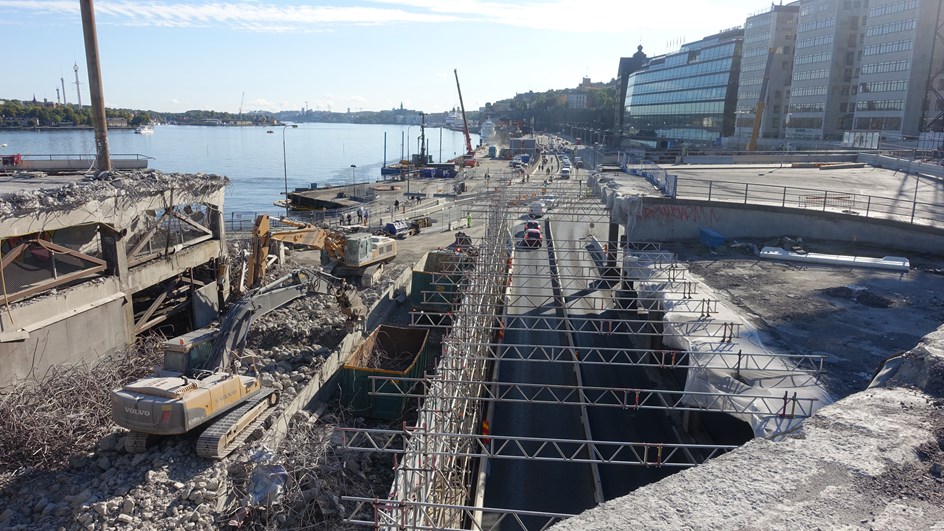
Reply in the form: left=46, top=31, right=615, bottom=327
left=746, top=48, right=776, bottom=152
left=454, top=69, right=474, bottom=155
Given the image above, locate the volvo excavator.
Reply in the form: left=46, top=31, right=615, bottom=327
left=111, top=269, right=366, bottom=458
left=248, top=214, right=397, bottom=288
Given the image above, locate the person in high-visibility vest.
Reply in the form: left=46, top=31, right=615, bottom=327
left=482, top=419, right=491, bottom=445
left=466, top=213, right=472, bottom=227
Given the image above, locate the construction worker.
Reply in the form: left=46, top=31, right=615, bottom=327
left=466, top=213, right=472, bottom=227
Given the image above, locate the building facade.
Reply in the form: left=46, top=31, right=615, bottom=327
left=853, top=0, right=944, bottom=138
left=622, top=28, right=744, bottom=144
left=785, top=0, right=869, bottom=140
left=734, top=3, right=800, bottom=143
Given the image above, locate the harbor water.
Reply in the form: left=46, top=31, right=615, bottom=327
left=0, top=123, right=479, bottom=214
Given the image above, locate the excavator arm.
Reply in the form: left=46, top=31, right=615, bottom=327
left=200, top=269, right=355, bottom=372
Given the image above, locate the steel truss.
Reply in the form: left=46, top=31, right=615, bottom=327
left=338, top=427, right=736, bottom=467
left=411, top=312, right=743, bottom=339
left=385, top=188, right=515, bottom=529
left=365, top=376, right=819, bottom=418
left=428, top=342, right=825, bottom=374
left=342, top=496, right=573, bottom=531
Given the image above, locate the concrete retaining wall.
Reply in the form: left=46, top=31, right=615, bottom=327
left=621, top=196, right=944, bottom=254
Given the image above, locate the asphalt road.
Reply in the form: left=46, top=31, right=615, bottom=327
left=481, top=171, right=690, bottom=527
left=483, top=215, right=597, bottom=528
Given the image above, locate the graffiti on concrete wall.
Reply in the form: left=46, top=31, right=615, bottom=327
left=638, top=204, right=719, bottom=224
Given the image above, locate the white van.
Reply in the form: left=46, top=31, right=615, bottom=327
left=528, top=201, right=545, bottom=218
left=559, top=167, right=571, bottom=179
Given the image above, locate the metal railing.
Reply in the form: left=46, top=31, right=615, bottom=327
left=675, top=178, right=944, bottom=227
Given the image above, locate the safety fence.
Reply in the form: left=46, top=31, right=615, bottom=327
left=675, top=178, right=944, bottom=227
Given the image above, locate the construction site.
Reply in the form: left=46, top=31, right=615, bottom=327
left=0, top=138, right=943, bottom=530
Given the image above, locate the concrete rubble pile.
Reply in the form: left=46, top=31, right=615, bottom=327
left=0, top=259, right=406, bottom=530
left=0, top=169, right=229, bottom=216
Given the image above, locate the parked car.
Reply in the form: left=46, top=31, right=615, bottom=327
left=522, top=228, right=543, bottom=248
left=525, top=220, right=541, bottom=231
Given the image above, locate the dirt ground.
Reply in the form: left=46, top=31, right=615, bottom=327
left=667, top=237, right=944, bottom=400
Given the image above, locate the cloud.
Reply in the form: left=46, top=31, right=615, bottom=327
left=1, top=0, right=757, bottom=34
left=0, top=0, right=456, bottom=32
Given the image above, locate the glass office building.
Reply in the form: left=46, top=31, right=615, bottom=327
left=623, top=28, right=743, bottom=143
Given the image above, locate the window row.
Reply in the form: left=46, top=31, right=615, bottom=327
left=743, top=46, right=772, bottom=58
left=797, top=34, right=833, bottom=49
left=745, top=32, right=772, bottom=45
left=741, top=60, right=768, bottom=72
left=628, top=73, right=730, bottom=97
left=861, top=59, right=911, bottom=74
left=859, top=79, right=908, bottom=93
left=626, top=100, right=727, bottom=117
left=636, top=58, right=734, bottom=84
left=787, top=117, right=824, bottom=129
left=792, top=85, right=829, bottom=97
left=868, top=0, right=916, bottom=18
left=745, top=14, right=771, bottom=29
left=854, top=116, right=902, bottom=130
left=800, top=2, right=831, bottom=16
left=863, top=39, right=913, bottom=56
left=630, top=87, right=729, bottom=106
left=855, top=99, right=904, bottom=111
left=789, top=102, right=826, bottom=113
left=798, top=17, right=835, bottom=33
left=793, top=68, right=831, bottom=81
left=796, top=51, right=832, bottom=65
left=866, top=19, right=916, bottom=37
left=663, top=43, right=737, bottom=67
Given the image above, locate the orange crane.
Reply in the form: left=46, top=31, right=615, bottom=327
left=454, top=69, right=476, bottom=166
left=746, top=48, right=777, bottom=152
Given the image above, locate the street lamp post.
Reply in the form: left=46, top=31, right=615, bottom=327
left=270, top=124, right=298, bottom=216
left=350, top=164, right=357, bottom=199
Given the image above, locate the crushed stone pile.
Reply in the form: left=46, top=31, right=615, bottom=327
left=0, top=169, right=229, bottom=216
left=0, top=251, right=409, bottom=530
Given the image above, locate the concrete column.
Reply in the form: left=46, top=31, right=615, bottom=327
left=100, top=225, right=134, bottom=340
left=606, top=222, right=619, bottom=278
left=208, top=206, right=230, bottom=305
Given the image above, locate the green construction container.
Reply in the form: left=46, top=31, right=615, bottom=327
left=410, top=250, right=471, bottom=312
left=341, top=326, right=431, bottom=420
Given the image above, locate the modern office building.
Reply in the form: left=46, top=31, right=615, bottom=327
left=622, top=28, right=744, bottom=144
left=614, top=46, right=650, bottom=137
left=785, top=0, right=869, bottom=140
left=734, top=3, right=800, bottom=143
left=853, top=0, right=944, bottom=138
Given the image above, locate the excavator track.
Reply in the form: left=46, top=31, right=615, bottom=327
left=196, top=388, right=279, bottom=459
left=125, top=431, right=155, bottom=453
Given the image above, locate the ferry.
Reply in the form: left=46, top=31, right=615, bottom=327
left=134, top=125, right=154, bottom=134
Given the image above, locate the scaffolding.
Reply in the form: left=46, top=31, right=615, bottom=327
left=342, top=174, right=827, bottom=529
left=362, top=188, right=514, bottom=529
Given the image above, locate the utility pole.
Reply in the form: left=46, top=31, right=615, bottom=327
left=80, top=0, right=112, bottom=171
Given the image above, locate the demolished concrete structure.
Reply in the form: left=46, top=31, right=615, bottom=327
left=0, top=169, right=229, bottom=386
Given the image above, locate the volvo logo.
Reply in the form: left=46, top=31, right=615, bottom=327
left=124, top=407, right=151, bottom=417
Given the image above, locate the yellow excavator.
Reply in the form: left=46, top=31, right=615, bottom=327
left=247, top=214, right=397, bottom=288
left=111, top=269, right=366, bottom=458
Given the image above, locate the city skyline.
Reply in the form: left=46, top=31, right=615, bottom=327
left=2, top=0, right=772, bottom=114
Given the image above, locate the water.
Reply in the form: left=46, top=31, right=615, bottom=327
left=0, top=123, right=479, bottom=213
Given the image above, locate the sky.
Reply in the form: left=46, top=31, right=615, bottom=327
left=2, top=0, right=776, bottom=115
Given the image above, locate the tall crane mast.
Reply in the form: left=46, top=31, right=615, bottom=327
left=453, top=69, right=474, bottom=156
left=746, top=48, right=777, bottom=152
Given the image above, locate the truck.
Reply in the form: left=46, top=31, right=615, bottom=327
left=111, top=269, right=366, bottom=458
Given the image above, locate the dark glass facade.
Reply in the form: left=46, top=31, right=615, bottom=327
left=623, top=29, right=743, bottom=143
